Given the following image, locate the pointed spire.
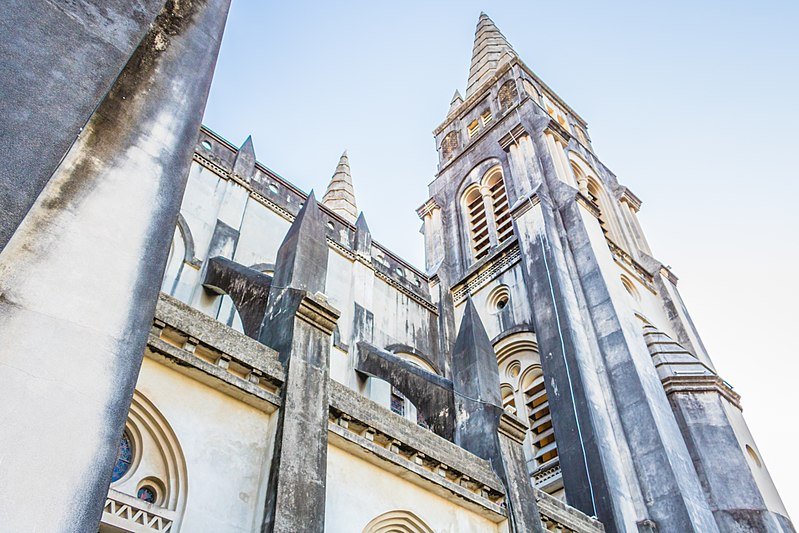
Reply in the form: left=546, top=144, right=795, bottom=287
left=448, top=90, right=463, bottom=115
left=354, top=211, right=372, bottom=256
left=322, top=150, right=358, bottom=224
left=271, top=190, right=328, bottom=295
left=232, top=135, right=256, bottom=178
left=465, top=13, right=516, bottom=98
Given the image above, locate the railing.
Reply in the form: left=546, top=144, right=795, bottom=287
left=101, top=490, right=176, bottom=532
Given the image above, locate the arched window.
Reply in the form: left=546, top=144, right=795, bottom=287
left=484, top=168, right=513, bottom=245
left=462, top=184, right=491, bottom=261
left=620, top=274, right=640, bottom=303
left=461, top=166, right=513, bottom=263
left=570, top=156, right=624, bottom=245
left=363, top=510, right=434, bottom=533
left=495, top=333, right=562, bottom=495
left=521, top=367, right=559, bottom=469
left=501, top=384, right=517, bottom=415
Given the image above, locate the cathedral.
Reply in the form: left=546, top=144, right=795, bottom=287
left=0, top=2, right=793, bottom=532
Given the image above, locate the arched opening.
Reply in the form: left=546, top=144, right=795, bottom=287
left=363, top=510, right=434, bottom=533
left=501, top=384, right=517, bottom=415
left=620, top=274, right=640, bottom=303
left=462, top=184, right=490, bottom=261
left=495, top=332, right=563, bottom=496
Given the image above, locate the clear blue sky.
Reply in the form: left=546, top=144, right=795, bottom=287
left=203, top=0, right=799, bottom=518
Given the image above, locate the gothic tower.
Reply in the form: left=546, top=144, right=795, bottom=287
left=418, top=13, right=793, bottom=533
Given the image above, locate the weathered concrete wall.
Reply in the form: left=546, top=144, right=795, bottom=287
left=128, top=357, right=276, bottom=532
left=325, top=444, right=508, bottom=533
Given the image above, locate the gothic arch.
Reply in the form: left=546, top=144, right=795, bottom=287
left=459, top=161, right=513, bottom=264
left=362, top=510, right=434, bottom=533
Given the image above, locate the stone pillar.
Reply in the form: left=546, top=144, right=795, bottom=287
left=0, top=0, right=166, bottom=249
left=0, top=0, right=231, bottom=530
left=548, top=179, right=719, bottom=532
left=511, top=191, right=641, bottom=532
left=644, top=325, right=795, bottom=531
left=451, top=299, right=544, bottom=532
left=259, top=193, right=340, bottom=533
left=497, top=413, right=546, bottom=533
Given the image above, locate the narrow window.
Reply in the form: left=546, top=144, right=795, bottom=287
left=485, top=170, right=513, bottom=244
left=463, top=185, right=490, bottom=260
left=524, top=372, right=559, bottom=468
left=467, top=119, right=481, bottom=138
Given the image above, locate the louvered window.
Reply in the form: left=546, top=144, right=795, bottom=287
left=464, top=186, right=490, bottom=260
left=525, top=376, right=559, bottom=467
left=481, top=110, right=493, bottom=126
left=486, top=171, right=513, bottom=244
left=467, top=119, right=481, bottom=138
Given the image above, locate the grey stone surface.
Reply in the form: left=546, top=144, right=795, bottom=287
left=203, top=256, right=273, bottom=338
left=232, top=134, right=257, bottom=178
left=0, top=0, right=165, bottom=249
left=355, top=341, right=455, bottom=439
left=0, top=0, right=231, bottom=529
left=266, top=191, right=328, bottom=299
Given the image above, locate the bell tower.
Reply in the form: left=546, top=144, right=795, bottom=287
left=419, top=12, right=792, bottom=533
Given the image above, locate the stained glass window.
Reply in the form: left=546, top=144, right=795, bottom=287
left=137, top=486, right=156, bottom=504
left=111, top=431, right=133, bottom=483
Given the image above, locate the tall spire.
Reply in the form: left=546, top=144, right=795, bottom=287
left=322, top=150, right=358, bottom=224
left=465, top=12, right=516, bottom=98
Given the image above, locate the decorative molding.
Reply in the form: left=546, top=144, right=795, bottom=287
left=297, top=294, right=340, bottom=336
left=575, top=192, right=601, bottom=219
left=416, top=198, right=441, bottom=219
left=375, top=270, right=438, bottom=313
left=617, top=186, right=643, bottom=212
left=510, top=193, right=540, bottom=220
left=661, top=375, right=742, bottom=410
left=452, top=243, right=521, bottom=304
left=606, top=239, right=655, bottom=287
left=102, top=490, right=176, bottom=533
left=498, top=123, right=528, bottom=150
left=498, top=412, right=529, bottom=444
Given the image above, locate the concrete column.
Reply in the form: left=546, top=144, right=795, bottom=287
left=643, top=325, right=794, bottom=531
left=551, top=181, right=719, bottom=532
left=259, top=193, right=341, bottom=533
left=260, top=291, right=339, bottom=533
left=511, top=193, right=641, bottom=532
left=497, top=413, right=546, bottom=533
left=451, top=299, right=544, bottom=532
left=0, top=1, right=231, bottom=530
left=0, top=0, right=166, bottom=249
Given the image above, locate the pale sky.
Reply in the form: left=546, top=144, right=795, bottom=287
left=203, top=0, right=799, bottom=518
